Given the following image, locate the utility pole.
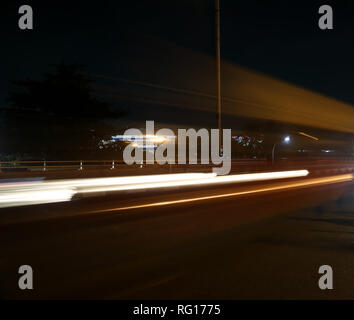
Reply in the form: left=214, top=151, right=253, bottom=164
left=215, top=0, right=222, bottom=155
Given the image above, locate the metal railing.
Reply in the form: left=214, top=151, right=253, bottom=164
left=0, top=159, right=353, bottom=179
left=0, top=159, right=267, bottom=173
left=0, top=160, right=130, bottom=172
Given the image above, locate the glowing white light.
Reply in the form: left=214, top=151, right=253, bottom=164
left=93, top=174, right=352, bottom=212
left=0, top=188, right=75, bottom=208
left=76, top=170, right=309, bottom=194
left=0, top=170, right=311, bottom=208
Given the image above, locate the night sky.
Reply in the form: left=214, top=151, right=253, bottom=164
left=1, top=0, right=353, bottom=130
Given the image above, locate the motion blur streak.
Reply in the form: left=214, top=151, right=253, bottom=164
left=0, top=170, right=308, bottom=208
left=0, top=173, right=215, bottom=208
left=78, top=170, right=309, bottom=193
left=0, top=173, right=215, bottom=189
left=93, top=174, right=353, bottom=213
left=0, top=188, right=76, bottom=207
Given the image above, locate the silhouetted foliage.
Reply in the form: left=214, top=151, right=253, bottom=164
left=8, top=64, right=115, bottom=119
left=2, top=64, right=124, bottom=160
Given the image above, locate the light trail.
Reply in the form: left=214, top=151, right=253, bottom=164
left=77, top=170, right=309, bottom=194
left=0, top=172, right=215, bottom=189
left=92, top=174, right=353, bottom=213
left=0, top=170, right=310, bottom=208
left=0, top=173, right=214, bottom=208
left=0, top=188, right=76, bottom=207
left=298, top=131, right=319, bottom=141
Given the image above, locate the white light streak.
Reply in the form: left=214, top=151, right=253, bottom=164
left=0, top=170, right=311, bottom=208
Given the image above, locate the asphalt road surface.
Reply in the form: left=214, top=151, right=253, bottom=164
left=0, top=170, right=354, bottom=299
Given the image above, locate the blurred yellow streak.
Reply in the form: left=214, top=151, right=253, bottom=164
left=104, top=38, right=354, bottom=133
left=95, top=174, right=353, bottom=212
left=298, top=131, right=319, bottom=141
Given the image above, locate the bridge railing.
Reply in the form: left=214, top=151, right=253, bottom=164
left=0, top=159, right=268, bottom=174
left=0, top=160, right=133, bottom=172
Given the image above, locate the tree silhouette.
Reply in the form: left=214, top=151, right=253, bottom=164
left=3, top=63, right=124, bottom=160
left=9, top=64, right=114, bottom=119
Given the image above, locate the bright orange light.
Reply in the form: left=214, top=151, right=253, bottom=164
left=150, top=136, right=166, bottom=143
left=298, top=131, right=319, bottom=141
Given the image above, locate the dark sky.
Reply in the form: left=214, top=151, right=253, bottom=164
left=1, top=0, right=353, bottom=129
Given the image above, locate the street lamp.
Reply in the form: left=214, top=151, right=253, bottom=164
left=272, top=136, right=291, bottom=164
left=215, top=0, right=222, bottom=156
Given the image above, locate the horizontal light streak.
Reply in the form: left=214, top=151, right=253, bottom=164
left=0, top=170, right=310, bottom=208
left=298, top=131, right=319, bottom=141
left=0, top=188, right=76, bottom=207
left=93, top=174, right=353, bottom=212
left=0, top=173, right=215, bottom=189
left=78, top=170, right=309, bottom=194
left=0, top=173, right=214, bottom=208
